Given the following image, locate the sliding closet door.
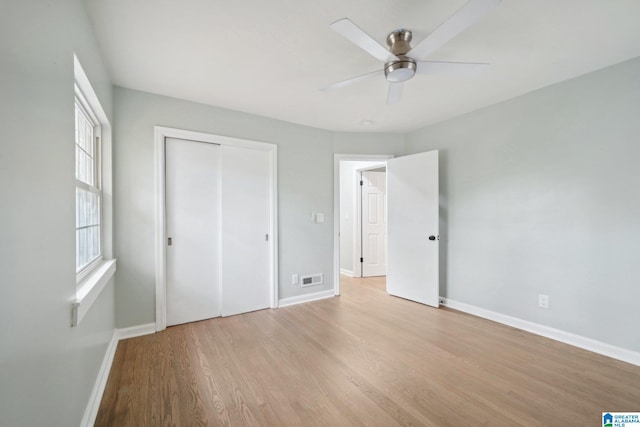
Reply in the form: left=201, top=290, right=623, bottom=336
left=221, top=145, right=271, bottom=316
left=165, top=137, right=221, bottom=326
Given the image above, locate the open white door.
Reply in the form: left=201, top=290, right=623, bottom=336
left=386, top=150, right=439, bottom=307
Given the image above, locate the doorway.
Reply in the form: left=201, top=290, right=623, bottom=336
left=333, top=151, right=440, bottom=308
left=338, top=163, right=388, bottom=284
left=339, top=160, right=388, bottom=279
left=155, top=127, right=278, bottom=331
left=334, top=155, right=393, bottom=294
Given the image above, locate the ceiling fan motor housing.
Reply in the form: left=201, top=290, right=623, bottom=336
left=385, top=29, right=416, bottom=82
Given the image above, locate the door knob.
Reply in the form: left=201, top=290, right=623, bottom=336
left=428, top=235, right=436, bottom=241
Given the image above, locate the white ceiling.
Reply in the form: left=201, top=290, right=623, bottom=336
left=84, top=0, right=640, bottom=133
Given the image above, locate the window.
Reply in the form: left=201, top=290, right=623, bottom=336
left=72, top=55, right=115, bottom=327
left=75, top=89, right=102, bottom=276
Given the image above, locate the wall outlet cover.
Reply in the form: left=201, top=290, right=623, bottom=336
left=538, top=294, right=549, bottom=309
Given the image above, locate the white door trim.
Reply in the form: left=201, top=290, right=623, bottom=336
left=333, top=154, right=393, bottom=297
left=155, top=126, right=278, bottom=332
left=357, top=164, right=388, bottom=173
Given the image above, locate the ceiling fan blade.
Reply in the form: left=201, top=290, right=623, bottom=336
left=387, top=82, right=404, bottom=105
left=321, top=69, right=384, bottom=91
left=330, top=18, right=396, bottom=62
left=416, top=61, right=488, bottom=77
left=409, top=0, right=501, bottom=59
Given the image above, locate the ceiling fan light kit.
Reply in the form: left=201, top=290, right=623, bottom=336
left=323, top=0, right=501, bottom=104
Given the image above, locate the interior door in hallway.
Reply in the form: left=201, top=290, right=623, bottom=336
left=361, top=170, right=387, bottom=277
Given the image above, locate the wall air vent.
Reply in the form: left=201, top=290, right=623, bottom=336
left=300, top=273, right=323, bottom=287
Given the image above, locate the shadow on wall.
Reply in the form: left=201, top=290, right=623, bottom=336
left=439, top=150, right=448, bottom=299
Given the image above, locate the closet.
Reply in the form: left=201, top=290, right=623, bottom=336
left=162, top=135, right=273, bottom=327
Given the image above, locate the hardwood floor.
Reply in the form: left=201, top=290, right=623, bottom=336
left=96, top=276, right=640, bottom=426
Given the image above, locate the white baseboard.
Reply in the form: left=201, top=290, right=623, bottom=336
left=340, top=268, right=354, bottom=277
left=440, top=297, right=640, bottom=367
left=278, top=289, right=335, bottom=308
left=116, top=322, right=156, bottom=340
left=80, top=330, right=118, bottom=427
left=81, top=323, right=156, bottom=427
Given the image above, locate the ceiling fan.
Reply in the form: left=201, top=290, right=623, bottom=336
left=322, top=0, right=501, bottom=104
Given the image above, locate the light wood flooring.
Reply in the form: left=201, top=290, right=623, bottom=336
left=96, top=276, right=640, bottom=426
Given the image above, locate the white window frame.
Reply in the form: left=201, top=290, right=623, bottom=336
left=72, top=55, right=116, bottom=327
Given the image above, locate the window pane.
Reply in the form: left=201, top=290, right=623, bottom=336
left=76, top=186, right=100, bottom=271
left=76, top=187, right=100, bottom=227
left=75, top=104, right=94, bottom=156
left=76, top=146, right=95, bottom=185
left=75, top=102, right=95, bottom=186
left=76, top=225, right=100, bottom=271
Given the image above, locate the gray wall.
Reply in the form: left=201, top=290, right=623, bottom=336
left=333, top=132, right=405, bottom=155
left=113, top=87, right=404, bottom=327
left=407, top=57, right=640, bottom=352
left=0, top=0, right=116, bottom=426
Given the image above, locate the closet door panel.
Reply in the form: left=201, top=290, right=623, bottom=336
left=165, top=137, right=221, bottom=326
left=220, top=145, right=271, bottom=316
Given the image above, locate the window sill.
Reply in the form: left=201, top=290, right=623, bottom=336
left=72, top=259, right=116, bottom=326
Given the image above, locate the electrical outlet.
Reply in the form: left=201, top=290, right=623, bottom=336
left=292, top=274, right=299, bottom=285
left=538, top=294, right=549, bottom=309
